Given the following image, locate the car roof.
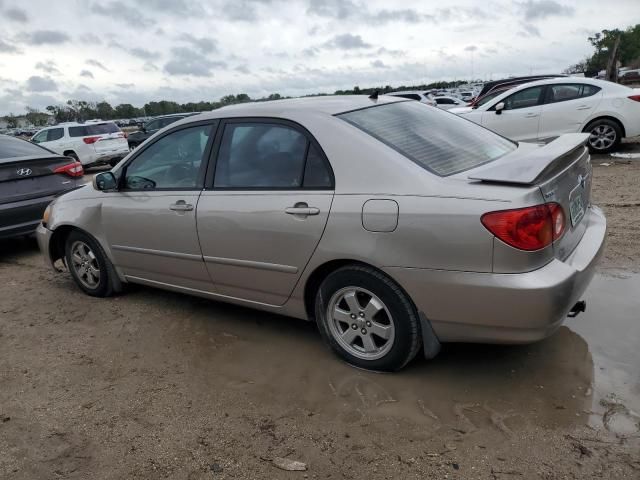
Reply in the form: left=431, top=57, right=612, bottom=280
left=387, top=91, right=426, bottom=96
left=499, top=76, right=627, bottom=94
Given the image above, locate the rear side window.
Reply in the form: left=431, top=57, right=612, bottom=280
left=338, top=101, right=516, bottom=177
left=69, top=123, right=120, bottom=137
left=47, top=128, right=64, bottom=141
left=0, top=135, right=53, bottom=159
left=546, top=84, right=601, bottom=103
left=69, top=126, right=87, bottom=137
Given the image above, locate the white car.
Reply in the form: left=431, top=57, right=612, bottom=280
left=432, top=95, right=469, bottom=110
left=386, top=91, right=437, bottom=107
left=449, top=77, right=640, bottom=153
left=31, top=121, right=129, bottom=166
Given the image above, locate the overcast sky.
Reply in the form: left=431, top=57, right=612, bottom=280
left=1, top=0, right=639, bottom=115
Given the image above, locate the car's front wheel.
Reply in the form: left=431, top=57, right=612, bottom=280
left=584, top=119, right=622, bottom=154
left=64, top=230, right=117, bottom=297
left=315, top=265, right=423, bottom=371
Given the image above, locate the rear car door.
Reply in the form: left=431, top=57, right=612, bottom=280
left=101, top=121, right=217, bottom=291
left=481, top=86, right=545, bottom=142
left=197, top=119, right=335, bottom=305
left=538, top=84, right=603, bottom=141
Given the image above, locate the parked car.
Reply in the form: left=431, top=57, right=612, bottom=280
left=433, top=95, right=469, bottom=110
left=475, top=74, right=566, bottom=100
left=619, top=69, right=640, bottom=84
left=127, top=113, right=198, bottom=149
left=37, top=96, right=605, bottom=371
left=449, top=77, right=640, bottom=153
left=31, top=121, right=129, bottom=167
left=0, top=135, right=83, bottom=239
left=386, top=91, right=437, bottom=107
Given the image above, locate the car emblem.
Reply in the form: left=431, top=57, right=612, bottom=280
left=16, top=168, right=32, bottom=176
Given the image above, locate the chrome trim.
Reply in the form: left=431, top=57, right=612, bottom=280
left=112, top=244, right=203, bottom=261
left=202, top=255, right=298, bottom=274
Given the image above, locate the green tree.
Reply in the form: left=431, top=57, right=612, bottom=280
left=95, top=101, right=115, bottom=120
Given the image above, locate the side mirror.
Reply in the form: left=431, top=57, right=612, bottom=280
left=93, top=171, right=118, bottom=191
left=495, top=102, right=505, bottom=115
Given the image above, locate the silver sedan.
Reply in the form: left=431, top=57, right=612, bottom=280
left=37, top=95, right=606, bottom=371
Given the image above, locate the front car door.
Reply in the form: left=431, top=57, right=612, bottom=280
left=481, top=86, right=545, bottom=142
left=101, top=120, right=217, bottom=291
left=197, top=119, right=335, bottom=305
left=538, top=83, right=603, bottom=141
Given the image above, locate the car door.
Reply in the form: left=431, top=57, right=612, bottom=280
left=481, top=86, right=545, bottom=142
left=101, top=121, right=217, bottom=291
left=196, top=119, right=335, bottom=306
left=538, top=83, right=603, bottom=141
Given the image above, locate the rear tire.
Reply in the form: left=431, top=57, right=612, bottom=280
left=584, top=119, right=622, bottom=154
left=314, top=265, right=423, bottom=371
left=64, top=230, right=117, bottom=297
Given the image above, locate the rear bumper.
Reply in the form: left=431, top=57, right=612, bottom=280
left=384, top=206, right=606, bottom=344
left=0, top=195, right=56, bottom=239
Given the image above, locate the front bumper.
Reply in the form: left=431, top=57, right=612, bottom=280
left=36, top=223, right=55, bottom=268
left=384, top=206, right=607, bottom=344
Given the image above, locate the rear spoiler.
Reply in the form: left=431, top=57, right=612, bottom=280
left=468, top=134, right=589, bottom=185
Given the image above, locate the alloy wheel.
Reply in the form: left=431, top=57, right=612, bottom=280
left=588, top=124, right=616, bottom=151
left=70, top=240, right=100, bottom=289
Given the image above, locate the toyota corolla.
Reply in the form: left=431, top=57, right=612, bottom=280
left=36, top=95, right=606, bottom=371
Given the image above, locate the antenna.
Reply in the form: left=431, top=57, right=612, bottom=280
left=369, top=90, right=379, bottom=100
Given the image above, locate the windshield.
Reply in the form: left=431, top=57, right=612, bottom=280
left=475, top=90, right=505, bottom=107
left=338, top=101, right=516, bottom=177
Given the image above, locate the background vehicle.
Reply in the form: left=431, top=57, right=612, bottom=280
left=31, top=121, right=129, bottom=167
left=474, top=74, right=566, bottom=101
left=386, top=91, right=437, bottom=106
left=127, top=113, right=198, bottom=149
left=0, top=134, right=83, bottom=239
left=433, top=95, right=469, bottom=110
left=37, top=96, right=604, bottom=371
left=450, top=77, right=640, bottom=153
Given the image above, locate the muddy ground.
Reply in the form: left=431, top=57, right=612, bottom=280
left=1, top=148, right=639, bottom=479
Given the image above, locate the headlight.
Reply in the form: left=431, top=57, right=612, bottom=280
left=42, top=205, right=51, bottom=226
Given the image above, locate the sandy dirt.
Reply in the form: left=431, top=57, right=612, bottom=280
left=1, top=147, right=640, bottom=479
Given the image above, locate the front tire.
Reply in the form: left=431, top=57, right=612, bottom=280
left=584, top=119, right=622, bottom=154
left=64, top=230, right=116, bottom=297
left=314, top=265, right=423, bottom=371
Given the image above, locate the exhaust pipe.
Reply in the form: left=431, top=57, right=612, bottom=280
left=567, top=300, right=586, bottom=318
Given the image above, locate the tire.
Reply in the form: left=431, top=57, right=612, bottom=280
left=584, top=119, right=622, bottom=154
left=64, top=230, right=117, bottom=297
left=314, top=265, right=423, bottom=371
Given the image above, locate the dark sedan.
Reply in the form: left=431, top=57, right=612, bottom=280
left=0, top=134, right=84, bottom=239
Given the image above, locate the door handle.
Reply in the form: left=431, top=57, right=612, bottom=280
left=576, top=105, right=591, bottom=110
left=169, top=200, right=194, bottom=212
left=285, top=202, right=320, bottom=216
left=524, top=113, right=539, bottom=118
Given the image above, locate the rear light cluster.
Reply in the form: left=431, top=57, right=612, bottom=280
left=83, top=136, right=101, bottom=144
left=481, top=203, right=565, bottom=251
left=628, top=95, right=640, bottom=103
left=53, top=162, right=84, bottom=177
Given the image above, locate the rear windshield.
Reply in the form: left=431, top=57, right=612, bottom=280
left=69, top=123, right=120, bottom=137
left=338, top=101, right=516, bottom=176
left=0, top=135, right=53, bottom=159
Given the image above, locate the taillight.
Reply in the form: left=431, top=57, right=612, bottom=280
left=53, top=162, right=84, bottom=177
left=628, top=95, right=640, bottom=102
left=83, top=136, right=100, bottom=144
left=481, top=202, right=565, bottom=251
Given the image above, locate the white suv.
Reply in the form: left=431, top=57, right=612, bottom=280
left=31, top=121, right=129, bottom=167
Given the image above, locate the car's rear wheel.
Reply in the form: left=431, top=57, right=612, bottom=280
left=584, top=119, right=622, bottom=154
left=314, top=265, right=422, bottom=371
left=64, top=230, right=116, bottom=297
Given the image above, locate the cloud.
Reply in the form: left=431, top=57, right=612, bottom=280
left=92, top=0, right=155, bottom=27
left=79, top=33, right=102, bottom=45
left=307, top=1, right=437, bottom=25
left=516, top=0, right=575, bottom=21
left=143, top=62, right=159, bottom=72
left=235, top=65, right=251, bottom=74
left=18, top=30, right=70, bottom=46
left=129, top=47, right=160, bottom=60
left=26, top=76, right=58, bottom=92
left=179, top=34, right=217, bottom=54
left=115, top=83, right=134, bottom=89
left=5, top=7, right=28, bottom=22
left=35, top=60, right=60, bottom=75
left=519, top=22, right=541, bottom=37
left=370, top=60, right=388, bottom=69
left=464, top=45, right=478, bottom=52
left=86, top=59, right=109, bottom=71
left=0, top=38, right=21, bottom=53
left=221, top=0, right=275, bottom=21
left=80, top=69, right=94, bottom=78
left=164, top=47, right=226, bottom=76
left=324, top=33, right=372, bottom=50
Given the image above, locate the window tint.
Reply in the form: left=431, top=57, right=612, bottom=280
left=86, top=123, right=119, bottom=135
left=124, top=124, right=212, bottom=190
left=214, top=123, right=309, bottom=188
left=436, top=98, right=455, bottom=104
left=476, top=90, right=504, bottom=106
left=303, top=144, right=332, bottom=188
left=47, top=128, right=64, bottom=141
left=31, top=130, right=48, bottom=143
left=502, top=87, right=543, bottom=110
left=0, top=135, right=51, bottom=159
left=69, top=126, right=87, bottom=137
left=339, top=101, right=516, bottom=177
left=145, top=120, right=160, bottom=131
left=159, top=117, right=181, bottom=128
left=547, top=84, right=601, bottom=103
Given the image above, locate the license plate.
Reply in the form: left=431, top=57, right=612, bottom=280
left=569, top=189, right=585, bottom=227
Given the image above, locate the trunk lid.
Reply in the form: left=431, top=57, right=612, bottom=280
left=469, top=134, right=592, bottom=260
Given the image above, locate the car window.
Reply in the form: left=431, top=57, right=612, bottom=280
left=68, top=126, right=87, bottom=137
left=124, top=124, right=212, bottom=190
left=47, top=128, right=64, bottom=141
left=160, top=117, right=181, bottom=128
left=145, top=120, right=160, bottom=131
left=303, top=143, right=332, bottom=188
left=31, top=130, right=48, bottom=143
left=1, top=135, right=53, bottom=158
left=214, top=123, right=313, bottom=189
left=339, top=101, right=516, bottom=177
left=501, top=86, right=544, bottom=110
left=86, top=123, right=119, bottom=134
left=396, top=94, right=421, bottom=101
left=476, top=90, right=504, bottom=107
left=437, top=98, right=455, bottom=104
left=545, top=84, right=601, bottom=104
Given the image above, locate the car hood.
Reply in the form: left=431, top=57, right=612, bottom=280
left=448, top=106, right=474, bottom=115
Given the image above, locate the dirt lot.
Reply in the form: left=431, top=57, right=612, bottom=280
left=1, top=149, right=639, bottom=479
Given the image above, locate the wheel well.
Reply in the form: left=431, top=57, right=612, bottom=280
left=49, top=225, right=77, bottom=264
left=584, top=116, right=626, bottom=138
left=63, top=150, right=77, bottom=157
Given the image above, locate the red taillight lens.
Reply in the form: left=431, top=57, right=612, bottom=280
left=628, top=95, right=640, bottom=102
left=53, top=161, right=84, bottom=177
left=481, top=203, right=565, bottom=251
left=83, top=136, right=100, bottom=144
